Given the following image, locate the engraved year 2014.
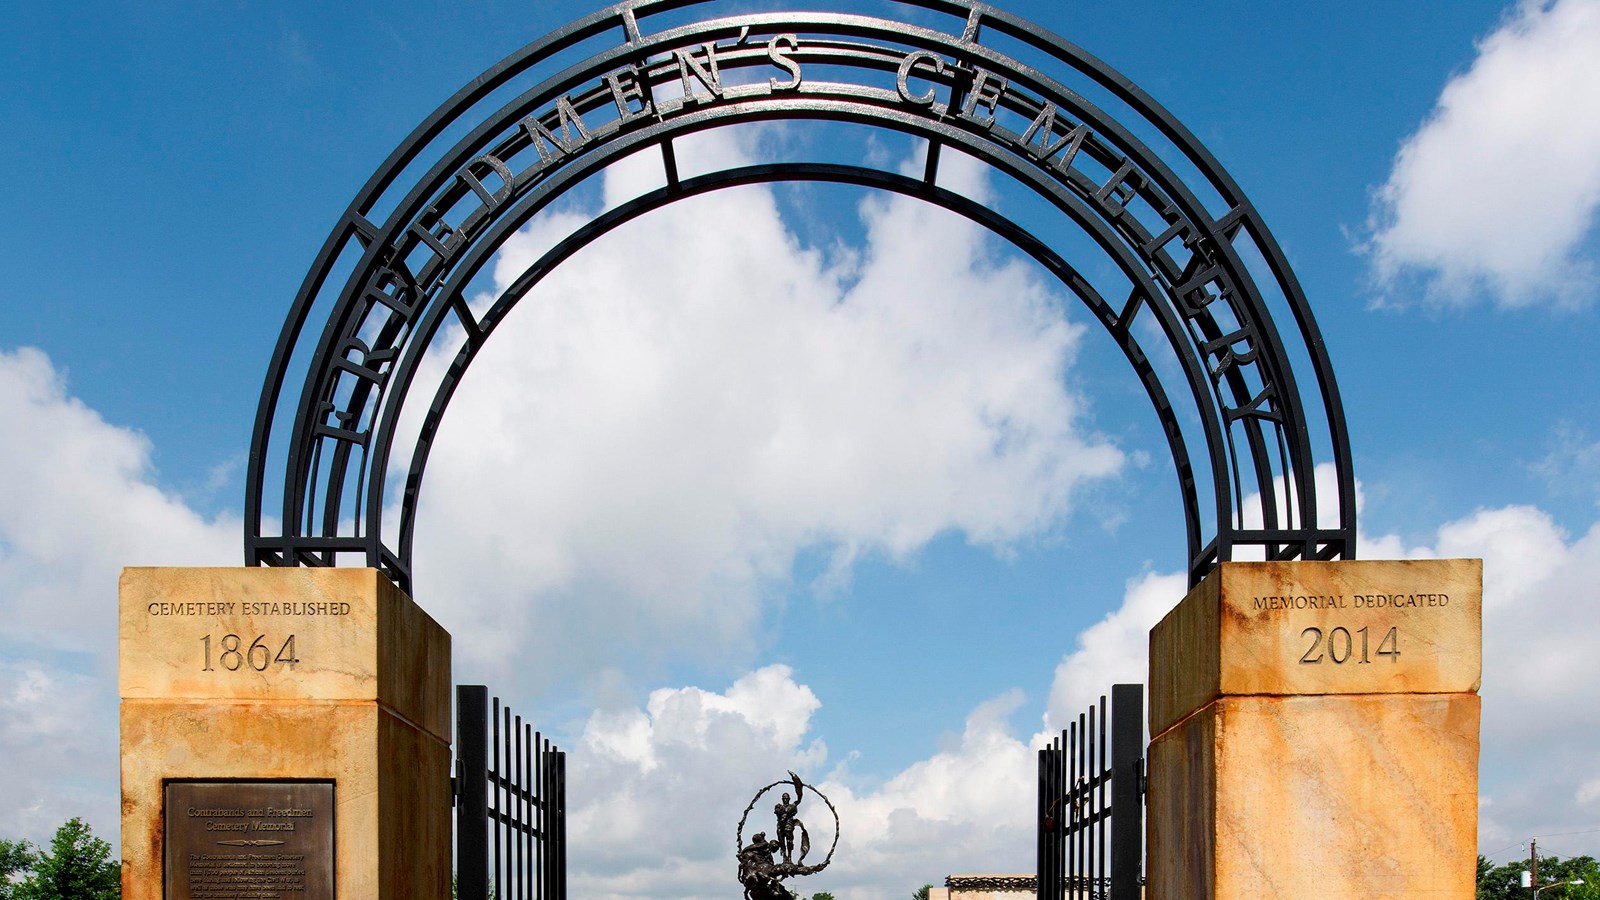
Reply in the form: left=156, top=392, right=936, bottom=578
left=200, top=634, right=299, bottom=672
left=1300, top=626, right=1399, bottom=665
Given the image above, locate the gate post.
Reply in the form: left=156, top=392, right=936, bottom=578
left=456, top=685, right=489, bottom=900
left=1108, top=684, right=1143, bottom=900
left=1145, top=560, right=1481, bottom=899
left=118, top=567, right=452, bottom=900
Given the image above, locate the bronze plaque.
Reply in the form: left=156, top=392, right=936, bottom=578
left=165, top=781, right=335, bottom=900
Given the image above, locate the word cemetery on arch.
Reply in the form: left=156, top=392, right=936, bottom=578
left=246, top=0, right=1358, bottom=594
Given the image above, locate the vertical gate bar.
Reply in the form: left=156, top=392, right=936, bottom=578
left=1055, top=736, right=1063, bottom=900
left=542, top=740, right=552, bottom=900
left=494, top=700, right=504, bottom=900
left=534, top=717, right=540, bottom=896
left=534, top=720, right=540, bottom=896
left=1044, top=741, right=1053, bottom=900
left=1050, top=737, right=1058, bottom=899
left=1083, top=708, right=1092, bottom=900
left=560, top=746, right=572, bottom=896
left=504, top=705, right=513, bottom=900
left=1078, top=708, right=1088, bottom=900
left=1082, top=705, right=1090, bottom=900
left=456, top=686, right=489, bottom=900
left=1069, top=716, right=1079, bottom=900
left=523, top=719, right=533, bottom=900
left=540, top=730, right=547, bottom=896
left=1095, top=699, right=1103, bottom=900
left=1042, top=742, right=1052, bottom=900
left=524, top=715, right=534, bottom=900
left=1049, top=733, right=1062, bottom=890
left=509, top=712, right=518, bottom=900
left=1092, top=701, right=1099, bottom=900
left=1057, top=730, right=1065, bottom=900
left=1088, top=699, right=1098, bottom=900
left=557, top=749, right=568, bottom=900
left=1037, top=748, right=1047, bottom=899
left=1110, top=684, right=1143, bottom=900
left=1098, top=693, right=1108, bottom=900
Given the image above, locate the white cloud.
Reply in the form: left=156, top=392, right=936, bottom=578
left=0, top=348, right=237, bottom=843
left=1296, top=501, right=1600, bottom=856
left=0, top=348, right=240, bottom=646
left=566, top=664, right=1036, bottom=899
left=826, top=689, right=1036, bottom=890
left=1042, top=569, right=1184, bottom=735
left=1370, top=504, right=1600, bottom=853
left=1365, top=0, right=1600, bottom=308
left=404, top=131, right=1124, bottom=688
left=0, top=661, right=105, bottom=841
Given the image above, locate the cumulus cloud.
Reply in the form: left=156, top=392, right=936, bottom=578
left=0, top=348, right=237, bottom=842
left=566, top=665, right=1036, bottom=899
left=569, top=666, right=828, bottom=896
left=1365, top=0, right=1600, bottom=308
left=403, top=130, right=1123, bottom=688
left=1362, top=504, right=1600, bottom=852
left=1042, top=569, right=1185, bottom=735
left=1279, top=497, right=1600, bottom=854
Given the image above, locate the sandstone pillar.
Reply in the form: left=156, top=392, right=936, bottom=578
left=119, top=567, right=451, bottom=900
left=1146, top=559, right=1481, bottom=899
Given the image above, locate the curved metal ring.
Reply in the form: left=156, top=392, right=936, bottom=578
left=245, top=0, right=1357, bottom=594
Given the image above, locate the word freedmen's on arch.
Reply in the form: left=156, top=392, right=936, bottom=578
left=247, top=0, right=1356, bottom=595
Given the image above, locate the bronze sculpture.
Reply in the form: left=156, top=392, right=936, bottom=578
left=736, top=771, right=837, bottom=900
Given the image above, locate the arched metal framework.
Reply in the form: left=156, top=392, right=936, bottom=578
left=246, top=0, right=1357, bottom=594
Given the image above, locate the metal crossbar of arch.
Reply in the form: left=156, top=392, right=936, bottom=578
left=246, top=0, right=1358, bottom=593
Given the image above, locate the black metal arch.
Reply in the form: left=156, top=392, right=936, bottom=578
left=247, top=0, right=1357, bottom=594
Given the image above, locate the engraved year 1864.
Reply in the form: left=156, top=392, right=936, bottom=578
left=199, top=633, right=299, bottom=672
left=1299, top=626, right=1399, bottom=665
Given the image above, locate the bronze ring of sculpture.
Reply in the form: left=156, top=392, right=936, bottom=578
left=736, top=772, right=839, bottom=899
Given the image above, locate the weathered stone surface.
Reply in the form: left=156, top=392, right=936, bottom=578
left=1147, top=559, right=1483, bottom=900
left=1146, top=699, right=1216, bottom=900
left=119, top=567, right=451, bottom=900
left=1151, top=559, right=1482, bottom=736
left=119, top=567, right=450, bottom=740
left=1148, top=693, right=1479, bottom=899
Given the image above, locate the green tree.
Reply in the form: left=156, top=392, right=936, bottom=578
left=1478, top=855, right=1526, bottom=900
left=0, top=839, right=36, bottom=900
left=913, top=885, right=933, bottom=900
left=1478, top=853, right=1600, bottom=900
left=14, top=818, right=118, bottom=900
left=810, top=893, right=837, bottom=900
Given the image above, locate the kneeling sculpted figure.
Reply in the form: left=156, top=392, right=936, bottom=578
left=737, top=832, right=791, bottom=900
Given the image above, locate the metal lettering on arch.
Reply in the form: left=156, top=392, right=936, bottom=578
left=246, top=0, right=1358, bottom=593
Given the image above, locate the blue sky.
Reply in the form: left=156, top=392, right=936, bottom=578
left=3, top=1, right=1600, bottom=896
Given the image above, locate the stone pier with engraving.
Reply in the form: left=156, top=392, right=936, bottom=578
left=119, top=567, right=451, bottom=900
left=1146, top=559, right=1482, bottom=900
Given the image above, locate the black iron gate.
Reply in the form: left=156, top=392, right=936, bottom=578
left=1037, top=684, right=1143, bottom=900
left=456, top=685, right=568, bottom=900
